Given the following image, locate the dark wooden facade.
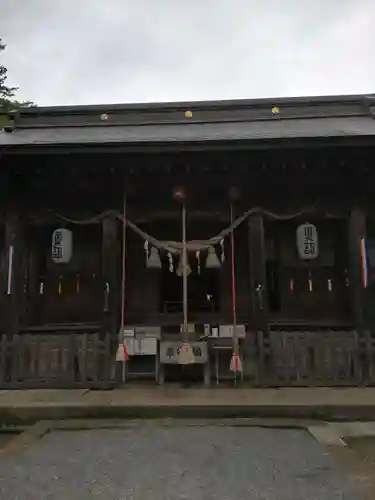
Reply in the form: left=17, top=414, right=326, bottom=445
left=1, top=94, right=375, bottom=387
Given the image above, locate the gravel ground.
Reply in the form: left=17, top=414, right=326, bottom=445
left=0, top=426, right=368, bottom=500
left=346, top=437, right=375, bottom=464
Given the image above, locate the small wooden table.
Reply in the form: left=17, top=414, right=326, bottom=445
left=121, top=337, right=159, bottom=383
left=209, top=337, right=244, bottom=385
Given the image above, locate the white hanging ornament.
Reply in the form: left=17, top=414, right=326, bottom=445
left=176, top=252, right=192, bottom=277
left=220, top=239, right=225, bottom=263
left=147, top=247, right=162, bottom=268
left=144, top=240, right=149, bottom=266
left=196, top=250, right=201, bottom=274
left=168, top=252, right=174, bottom=272
left=206, top=246, right=221, bottom=268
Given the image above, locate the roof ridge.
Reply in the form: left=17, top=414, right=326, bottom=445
left=17, top=93, right=375, bottom=116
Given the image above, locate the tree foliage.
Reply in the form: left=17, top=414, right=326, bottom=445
left=0, top=38, right=34, bottom=127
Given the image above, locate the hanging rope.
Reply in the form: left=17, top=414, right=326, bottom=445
left=178, top=201, right=195, bottom=364
left=52, top=210, right=113, bottom=225
left=120, top=193, right=127, bottom=332
left=229, top=203, right=242, bottom=375
left=230, top=204, right=237, bottom=355
left=50, top=206, right=328, bottom=254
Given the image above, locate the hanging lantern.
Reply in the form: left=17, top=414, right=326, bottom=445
left=147, top=247, right=162, bottom=268
left=296, top=223, right=319, bottom=260
left=205, top=246, right=221, bottom=269
left=52, top=228, right=73, bottom=264
left=176, top=252, right=192, bottom=277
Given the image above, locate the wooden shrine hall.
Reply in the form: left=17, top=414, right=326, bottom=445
left=1, top=93, right=375, bottom=388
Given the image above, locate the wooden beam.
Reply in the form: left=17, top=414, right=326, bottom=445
left=5, top=135, right=375, bottom=156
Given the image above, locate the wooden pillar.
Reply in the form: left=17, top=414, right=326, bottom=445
left=26, top=241, right=40, bottom=326
left=248, top=214, right=269, bottom=335
left=101, top=215, right=119, bottom=343
left=219, top=249, right=232, bottom=322
left=333, top=220, right=350, bottom=317
left=2, top=211, right=25, bottom=337
left=347, top=208, right=366, bottom=332
left=248, top=213, right=269, bottom=382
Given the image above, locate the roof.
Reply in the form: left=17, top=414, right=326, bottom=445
left=1, top=94, right=375, bottom=149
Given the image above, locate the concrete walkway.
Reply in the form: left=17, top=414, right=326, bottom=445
left=1, top=386, right=375, bottom=421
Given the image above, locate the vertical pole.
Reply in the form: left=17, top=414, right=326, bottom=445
left=230, top=204, right=237, bottom=352
left=120, top=193, right=127, bottom=333
left=120, top=194, right=127, bottom=383
left=177, top=199, right=195, bottom=365
left=6, top=245, right=14, bottom=295
left=229, top=202, right=242, bottom=379
left=347, top=207, right=368, bottom=383
left=348, top=208, right=366, bottom=332
left=182, top=201, right=188, bottom=339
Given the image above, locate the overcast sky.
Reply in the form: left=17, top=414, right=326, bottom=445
left=1, top=0, right=374, bottom=106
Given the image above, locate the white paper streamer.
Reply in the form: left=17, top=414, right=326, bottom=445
left=220, top=239, right=225, bottom=263
left=144, top=240, right=149, bottom=266
left=168, top=252, right=174, bottom=272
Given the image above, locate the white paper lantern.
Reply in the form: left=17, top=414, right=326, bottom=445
left=296, top=223, right=319, bottom=260
left=52, top=228, right=73, bottom=264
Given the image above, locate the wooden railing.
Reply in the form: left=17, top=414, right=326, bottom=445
left=0, top=332, right=116, bottom=389
left=253, top=329, right=365, bottom=386
left=2, top=328, right=375, bottom=388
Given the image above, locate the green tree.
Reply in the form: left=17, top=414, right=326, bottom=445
left=0, top=38, right=34, bottom=127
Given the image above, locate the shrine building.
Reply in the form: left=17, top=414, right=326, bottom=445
left=1, top=94, right=375, bottom=387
